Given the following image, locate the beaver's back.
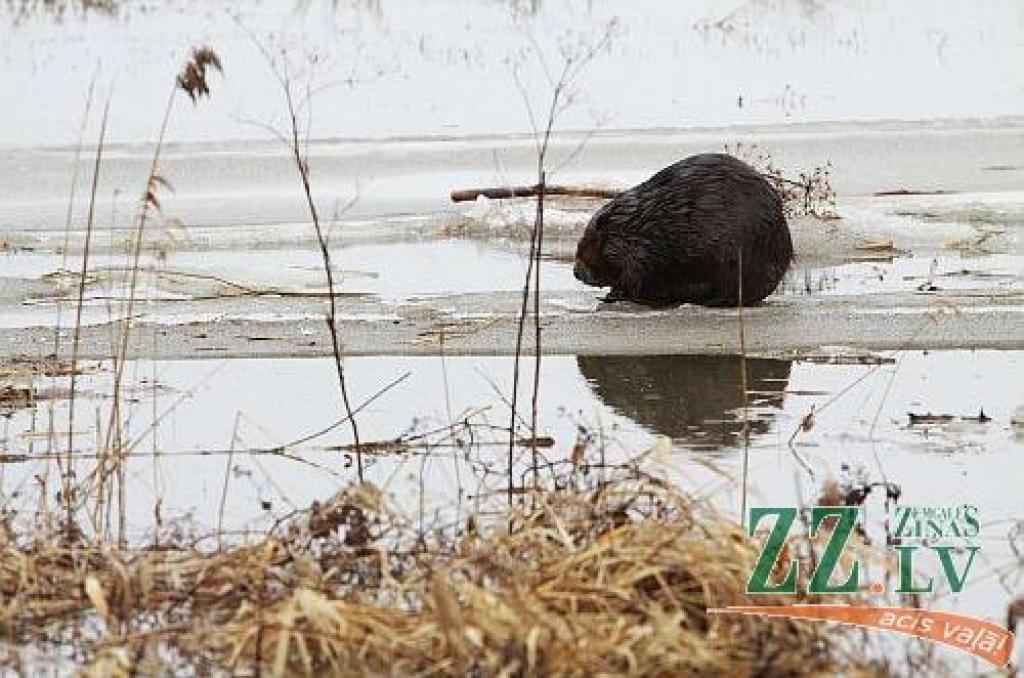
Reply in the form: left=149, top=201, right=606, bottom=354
left=594, top=153, right=792, bottom=306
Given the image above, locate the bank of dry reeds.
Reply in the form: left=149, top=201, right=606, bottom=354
left=0, top=475, right=890, bottom=676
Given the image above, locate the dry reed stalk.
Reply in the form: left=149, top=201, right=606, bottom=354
left=50, top=76, right=96, bottom=486
left=530, top=171, right=546, bottom=488
left=89, top=47, right=220, bottom=546
left=737, top=248, right=750, bottom=529
left=66, top=96, right=111, bottom=542
left=99, top=84, right=174, bottom=513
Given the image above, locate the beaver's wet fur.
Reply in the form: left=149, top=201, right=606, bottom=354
left=573, top=153, right=792, bottom=307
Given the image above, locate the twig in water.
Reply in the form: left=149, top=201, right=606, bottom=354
left=217, top=412, right=243, bottom=548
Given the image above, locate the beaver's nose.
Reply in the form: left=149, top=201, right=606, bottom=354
left=573, top=261, right=588, bottom=283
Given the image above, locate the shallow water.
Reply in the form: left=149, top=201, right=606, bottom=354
left=2, top=350, right=1021, bottom=529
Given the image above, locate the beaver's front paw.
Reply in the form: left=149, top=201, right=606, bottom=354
left=601, top=288, right=630, bottom=303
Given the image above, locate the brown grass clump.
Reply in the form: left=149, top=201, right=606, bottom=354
left=0, top=474, right=890, bottom=676
left=725, top=142, right=838, bottom=219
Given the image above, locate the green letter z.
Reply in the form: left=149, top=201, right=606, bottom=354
left=810, top=506, right=861, bottom=594
left=746, top=507, right=798, bottom=594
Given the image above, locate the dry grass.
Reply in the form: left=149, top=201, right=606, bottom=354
left=0, top=473, right=894, bottom=676
left=724, top=142, right=838, bottom=219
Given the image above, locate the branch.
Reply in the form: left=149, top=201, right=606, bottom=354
left=450, top=184, right=620, bottom=202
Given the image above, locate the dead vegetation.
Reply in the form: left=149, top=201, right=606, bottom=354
left=1, top=356, right=95, bottom=415
left=2, top=0, right=121, bottom=24
left=724, top=142, right=838, bottom=219
left=0, top=472, right=895, bottom=676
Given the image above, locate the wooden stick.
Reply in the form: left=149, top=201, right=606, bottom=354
left=450, top=172, right=811, bottom=203
left=450, top=184, right=621, bottom=202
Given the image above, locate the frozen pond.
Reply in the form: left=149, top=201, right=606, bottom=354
left=1, top=1, right=1023, bottom=672
left=2, top=0, right=1024, bottom=146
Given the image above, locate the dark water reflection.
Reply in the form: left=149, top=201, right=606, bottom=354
left=576, top=355, right=792, bottom=448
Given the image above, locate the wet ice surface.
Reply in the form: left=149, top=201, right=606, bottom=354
left=1, top=189, right=1021, bottom=335
left=0, top=240, right=583, bottom=313
left=1, top=238, right=1020, bottom=313
left=779, top=252, right=1023, bottom=297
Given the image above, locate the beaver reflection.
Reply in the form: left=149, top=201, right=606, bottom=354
left=577, top=355, right=792, bottom=448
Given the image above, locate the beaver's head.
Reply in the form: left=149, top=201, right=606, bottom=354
left=577, top=228, right=614, bottom=286
left=573, top=216, right=619, bottom=287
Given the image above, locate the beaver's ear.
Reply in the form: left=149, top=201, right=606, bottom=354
left=591, top=206, right=612, bottom=233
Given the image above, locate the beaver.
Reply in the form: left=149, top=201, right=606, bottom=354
left=573, top=153, right=792, bottom=307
